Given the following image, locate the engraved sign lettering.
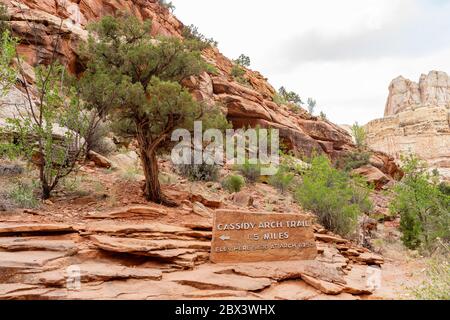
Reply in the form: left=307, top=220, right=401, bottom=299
left=211, top=210, right=318, bottom=263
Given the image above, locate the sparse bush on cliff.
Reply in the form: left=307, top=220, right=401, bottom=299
left=390, top=155, right=450, bottom=252
left=307, top=98, right=316, bottom=115
left=0, top=30, right=17, bottom=96
left=182, top=24, right=218, bottom=48
left=336, top=151, right=371, bottom=172
left=231, top=64, right=250, bottom=87
left=352, top=122, right=367, bottom=148
left=158, top=0, right=175, bottom=12
left=234, top=54, right=251, bottom=68
left=0, top=4, right=8, bottom=34
left=222, top=175, right=245, bottom=193
left=295, top=155, right=371, bottom=237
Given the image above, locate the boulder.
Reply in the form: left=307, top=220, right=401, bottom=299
left=87, top=150, right=112, bottom=169
left=352, top=165, right=392, bottom=190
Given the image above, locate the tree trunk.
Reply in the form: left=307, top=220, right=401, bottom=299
left=42, top=183, right=51, bottom=200
left=139, top=139, right=178, bottom=207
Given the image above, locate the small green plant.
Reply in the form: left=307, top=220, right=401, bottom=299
left=336, top=151, right=371, bottom=172
left=0, top=30, right=17, bottom=96
left=231, top=64, right=250, bottom=86
left=319, top=111, right=327, bottom=120
left=158, top=0, right=175, bottom=12
left=278, top=87, right=303, bottom=106
left=0, top=4, right=9, bottom=34
left=182, top=24, right=218, bottom=47
left=235, top=160, right=262, bottom=184
left=222, top=175, right=245, bottom=193
left=307, top=98, right=316, bottom=115
left=390, top=154, right=450, bottom=252
left=273, top=93, right=288, bottom=105
left=411, top=257, right=449, bottom=300
left=268, top=167, right=295, bottom=194
left=352, top=122, right=367, bottom=148
left=8, top=181, right=39, bottom=209
left=234, top=54, right=251, bottom=68
left=177, top=163, right=220, bottom=182
left=295, top=155, right=371, bottom=237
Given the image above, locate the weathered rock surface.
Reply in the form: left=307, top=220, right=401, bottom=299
left=366, top=71, right=450, bottom=180
left=1, top=0, right=399, bottom=179
left=0, top=223, right=76, bottom=234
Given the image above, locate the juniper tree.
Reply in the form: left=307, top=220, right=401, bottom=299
left=80, top=14, right=227, bottom=206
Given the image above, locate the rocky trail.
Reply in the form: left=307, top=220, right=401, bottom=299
left=0, top=168, right=421, bottom=300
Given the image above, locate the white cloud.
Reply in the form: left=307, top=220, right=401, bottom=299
left=171, top=0, right=450, bottom=124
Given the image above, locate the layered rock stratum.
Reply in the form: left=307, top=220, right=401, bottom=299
left=366, top=71, right=450, bottom=179
left=0, top=0, right=400, bottom=179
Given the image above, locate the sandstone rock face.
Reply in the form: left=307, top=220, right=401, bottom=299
left=1, top=0, right=400, bottom=179
left=366, top=71, right=450, bottom=179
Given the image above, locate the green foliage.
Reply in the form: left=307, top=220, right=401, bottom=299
left=8, top=181, right=39, bottom=209
left=319, top=111, right=327, bottom=120
left=273, top=93, right=288, bottom=106
left=235, top=160, right=262, bottom=184
left=0, top=60, right=91, bottom=199
left=182, top=24, right=218, bottom=48
left=307, top=98, right=316, bottom=115
left=278, top=86, right=303, bottom=106
left=0, top=30, right=17, bottom=96
left=295, top=155, right=371, bottom=237
left=352, top=122, right=367, bottom=148
left=158, top=0, right=175, bottom=12
left=336, top=151, right=371, bottom=172
left=268, top=166, right=295, bottom=194
left=177, top=163, right=220, bottom=182
left=81, top=14, right=227, bottom=204
left=411, top=257, right=450, bottom=300
left=234, top=54, right=251, bottom=68
left=390, top=154, right=450, bottom=251
left=222, top=175, right=245, bottom=193
left=231, top=64, right=250, bottom=86
left=0, top=3, right=8, bottom=34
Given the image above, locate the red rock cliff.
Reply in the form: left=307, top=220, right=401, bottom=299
left=2, top=0, right=401, bottom=180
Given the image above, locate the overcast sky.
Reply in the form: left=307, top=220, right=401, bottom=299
left=171, top=0, right=450, bottom=125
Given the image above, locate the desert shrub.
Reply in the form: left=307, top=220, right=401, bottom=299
left=268, top=167, right=295, bottom=194
left=235, top=160, right=262, bottom=184
left=411, top=257, right=450, bottom=300
left=231, top=64, right=250, bottom=86
left=234, top=54, right=251, bottom=68
left=182, top=24, right=218, bottom=48
left=158, top=0, right=175, bottom=12
left=390, top=154, right=450, bottom=251
left=8, top=181, right=39, bottom=208
left=278, top=87, right=303, bottom=106
left=0, top=4, right=9, bottom=34
left=351, top=122, right=367, bottom=148
left=177, top=163, right=220, bottom=182
left=319, top=111, right=327, bottom=120
left=439, top=182, right=450, bottom=196
left=222, top=175, right=245, bottom=193
left=295, top=155, right=371, bottom=237
left=307, top=98, right=316, bottom=115
left=273, top=93, right=288, bottom=105
left=336, top=151, right=371, bottom=172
